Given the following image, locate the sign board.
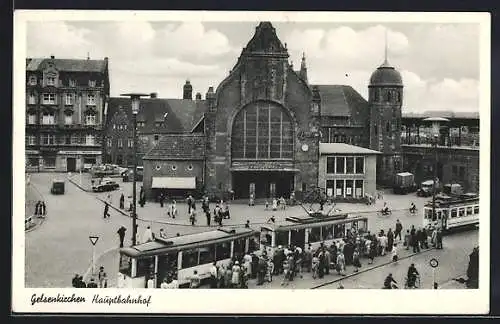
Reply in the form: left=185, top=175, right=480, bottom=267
left=327, top=188, right=333, bottom=197
left=429, top=258, right=439, bottom=268
left=89, top=236, right=99, bottom=246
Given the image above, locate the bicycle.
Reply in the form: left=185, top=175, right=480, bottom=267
left=377, top=209, right=392, bottom=217
left=404, top=275, right=421, bottom=289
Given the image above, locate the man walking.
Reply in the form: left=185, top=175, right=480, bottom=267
left=159, top=192, right=165, bottom=208
left=119, top=193, right=125, bottom=209
left=103, top=202, right=110, bottom=219
left=117, top=226, right=127, bottom=248
left=395, top=219, right=403, bottom=241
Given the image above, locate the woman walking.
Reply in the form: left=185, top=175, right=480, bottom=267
left=352, top=249, right=361, bottom=273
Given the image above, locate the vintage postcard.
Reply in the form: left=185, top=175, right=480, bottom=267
left=13, top=10, right=490, bottom=314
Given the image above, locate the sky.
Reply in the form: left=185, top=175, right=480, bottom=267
left=26, top=20, right=480, bottom=113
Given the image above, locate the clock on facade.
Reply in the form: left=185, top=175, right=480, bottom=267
left=301, top=144, right=309, bottom=152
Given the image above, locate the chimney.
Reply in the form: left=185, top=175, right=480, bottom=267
left=206, top=86, right=215, bottom=112
left=150, top=92, right=158, bottom=99
left=183, top=80, right=193, bottom=100
left=195, top=92, right=202, bottom=101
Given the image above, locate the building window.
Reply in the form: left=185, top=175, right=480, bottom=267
left=89, top=80, right=96, bottom=87
left=40, top=134, right=56, bottom=145
left=187, top=164, right=193, bottom=171
left=25, top=135, right=36, bottom=146
left=27, top=113, right=37, bottom=125
left=128, top=139, right=133, bottom=148
left=43, top=157, right=56, bottom=167
left=374, top=124, right=378, bottom=136
left=137, top=121, right=145, bottom=128
left=326, top=157, right=335, bottom=174
left=336, top=180, right=344, bottom=197
left=171, top=165, right=177, bottom=171
left=28, top=93, right=36, bottom=105
left=154, top=135, right=159, bottom=141
left=85, top=113, right=97, bottom=125
left=118, top=139, right=123, bottom=148
left=87, top=94, right=96, bottom=106
left=42, top=93, right=56, bottom=105
left=336, top=157, right=345, bottom=173
left=64, top=114, right=73, bottom=125
left=71, top=134, right=80, bottom=145
left=85, top=135, right=95, bottom=146
left=231, top=101, right=293, bottom=159
left=69, top=79, right=76, bottom=87
left=155, top=165, right=162, bottom=171
left=345, top=180, right=353, bottom=197
left=155, top=122, right=163, bottom=128
left=107, top=138, right=112, bottom=147
left=386, top=122, right=391, bottom=133
left=346, top=157, right=354, bottom=174
left=65, top=94, right=74, bottom=105
left=64, top=135, right=71, bottom=145
left=42, top=112, right=56, bottom=125
left=452, top=165, right=458, bottom=176
left=459, top=166, right=465, bottom=179
left=29, top=76, right=37, bottom=85
left=355, top=180, right=364, bottom=197
left=46, top=76, right=56, bottom=86
left=355, top=157, right=364, bottom=174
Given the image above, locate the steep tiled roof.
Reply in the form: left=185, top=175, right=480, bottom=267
left=313, top=85, right=368, bottom=117
left=106, top=97, right=207, bottom=133
left=143, top=134, right=206, bottom=160
left=319, top=143, right=381, bottom=155
left=26, top=58, right=107, bottom=73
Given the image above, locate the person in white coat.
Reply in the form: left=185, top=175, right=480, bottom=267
left=231, top=261, right=241, bottom=288
left=142, top=225, right=154, bottom=243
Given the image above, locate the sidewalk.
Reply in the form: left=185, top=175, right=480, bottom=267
left=25, top=181, right=46, bottom=232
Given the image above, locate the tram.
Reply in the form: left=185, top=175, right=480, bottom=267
left=422, top=193, right=479, bottom=231
left=117, top=227, right=259, bottom=288
left=259, top=213, right=369, bottom=257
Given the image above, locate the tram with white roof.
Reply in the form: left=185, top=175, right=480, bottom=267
left=422, top=193, right=479, bottom=231
left=259, top=212, right=369, bottom=256
left=118, top=227, right=259, bottom=288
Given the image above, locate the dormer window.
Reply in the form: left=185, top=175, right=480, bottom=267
left=69, top=79, right=76, bottom=87
left=87, top=94, right=96, bottom=106
left=29, top=76, right=37, bottom=86
left=89, top=80, right=96, bottom=87
left=47, top=76, right=56, bottom=86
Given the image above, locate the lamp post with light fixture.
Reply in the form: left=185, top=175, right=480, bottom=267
left=120, top=93, right=149, bottom=246
left=423, top=117, right=449, bottom=229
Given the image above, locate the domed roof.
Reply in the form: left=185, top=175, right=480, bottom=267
left=369, top=60, right=403, bottom=87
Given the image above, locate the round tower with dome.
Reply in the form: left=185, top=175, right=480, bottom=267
left=368, top=34, right=404, bottom=186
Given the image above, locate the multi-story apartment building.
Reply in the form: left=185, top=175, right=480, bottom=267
left=25, top=56, right=110, bottom=172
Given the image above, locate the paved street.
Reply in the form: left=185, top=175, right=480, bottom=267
left=25, top=172, right=478, bottom=288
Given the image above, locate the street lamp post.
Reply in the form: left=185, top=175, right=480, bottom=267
left=423, top=117, right=449, bottom=229
left=121, top=93, right=149, bottom=246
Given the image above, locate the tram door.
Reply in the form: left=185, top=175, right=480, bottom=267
left=156, top=253, right=178, bottom=288
left=290, top=229, right=306, bottom=249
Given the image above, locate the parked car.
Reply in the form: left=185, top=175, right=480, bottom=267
left=92, top=178, right=120, bottom=192
left=417, top=179, right=440, bottom=197
left=122, top=166, right=144, bottom=182
left=50, top=179, right=65, bottom=195
left=442, top=183, right=464, bottom=196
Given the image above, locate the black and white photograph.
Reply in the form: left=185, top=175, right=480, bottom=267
left=13, top=10, right=490, bottom=314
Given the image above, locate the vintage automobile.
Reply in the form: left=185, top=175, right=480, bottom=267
left=122, top=166, right=144, bottom=182
left=417, top=179, right=440, bottom=197
left=50, top=179, right=65, bottom=195
left=92, top=178, right=120, bottom=192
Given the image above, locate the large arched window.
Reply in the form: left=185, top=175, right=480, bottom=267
left=232, top=101, right=293, bottom=159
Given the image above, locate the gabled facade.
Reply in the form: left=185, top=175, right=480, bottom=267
left=25, top=56, right=110, bottom=172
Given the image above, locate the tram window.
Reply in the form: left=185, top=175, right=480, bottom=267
left=358, top=220, right=368, bottom=233
left=425, top=209, right=432, bottom=219
left=158, top=253, right=178, bottom=281
left=459, top=208, right=465, bottom=217
left=451, top=209, right=457, bottom=218
left=199, top=245, right=216, bottom=265
left=233, top=238, right=246, bottom=259
left=309, top=227, right=321, bottom=242
left=437, top=211, right=442, bottom=220
left=119, top=254, right=132, bottom=276
left=260, top=232, right=272, bottom=246
left=474, top=206, right=479, bottom=214
left=215, top=242, right=231, bottom=261
left=181, top=249, right=199, bottom=269
left=276, top=231, right=289, bottom=246
left=248, top=237, right=259, bottom=253
left=467, top=207, right=473, bottom=216
left=322, top=225, right=334, bottom=240
left=334, top=224, right=345, bottom=238
left=136, top=257, right=154, bottom=277
left=442, top=210, right=449, bottom=219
